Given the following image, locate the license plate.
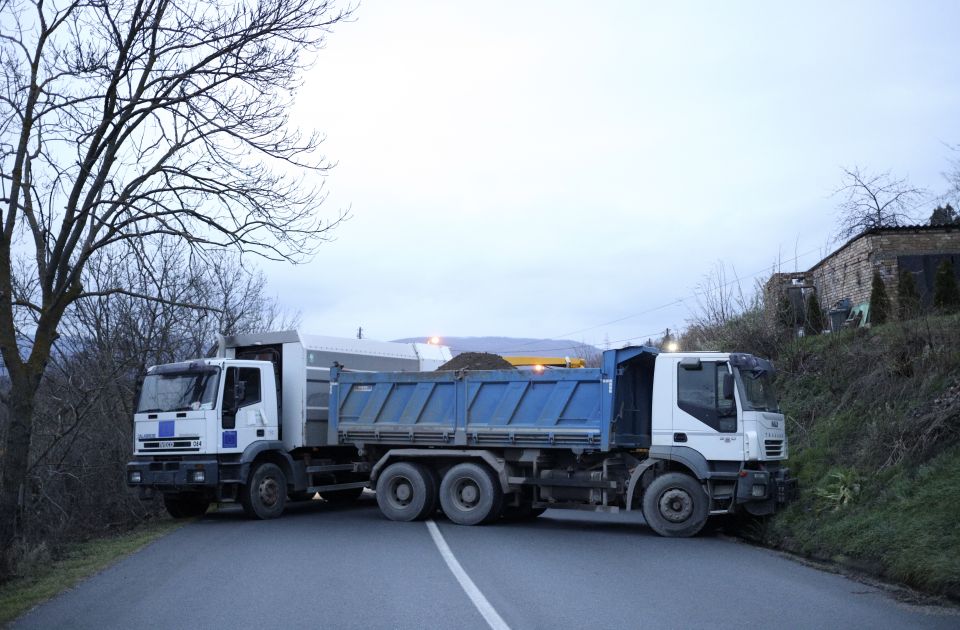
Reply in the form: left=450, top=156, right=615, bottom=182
left=158, top=441, right=176, bottom=448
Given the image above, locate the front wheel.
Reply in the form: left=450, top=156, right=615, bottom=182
left=641, top=472, right=709, bottom=537
left=240, top=462, right=287, bottom=519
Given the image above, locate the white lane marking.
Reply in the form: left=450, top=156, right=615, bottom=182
left=425, top=519, right=511, bottom=630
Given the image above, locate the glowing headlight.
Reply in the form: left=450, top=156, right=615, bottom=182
left=189, top=470, right=205, bottom=483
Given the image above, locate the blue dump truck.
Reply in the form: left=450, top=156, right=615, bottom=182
left=332, top=346, right=796, bottom=537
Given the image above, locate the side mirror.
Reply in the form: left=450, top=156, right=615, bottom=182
left=722, top=373, right=735, bottom=400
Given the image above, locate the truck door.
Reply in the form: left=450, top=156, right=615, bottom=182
left=672, top=360, right=743, bottom=461
left=234, top=345, right=282, bottom=439
left=218, top=364, right=278, bottom=454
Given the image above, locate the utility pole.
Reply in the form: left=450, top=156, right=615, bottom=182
left=357, top=326, right=363, bottom=340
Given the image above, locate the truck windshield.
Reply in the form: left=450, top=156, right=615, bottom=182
left=137, top=370, right=220, bottom=413
left=736, top=369, right=780, bottom=412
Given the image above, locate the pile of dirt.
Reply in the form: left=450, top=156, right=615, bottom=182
left=437, top=352, right=515, bottom=371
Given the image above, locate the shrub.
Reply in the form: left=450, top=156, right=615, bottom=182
left=804, top=293, right=825, bottom=335
left=897, top=270, right=921, bottom=320
left=869, top=270, right=890, bottom=325
left=933, top=259, right=960, bottom=313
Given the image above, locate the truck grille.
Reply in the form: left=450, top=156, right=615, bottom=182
left=764, top=439, right=784, bottom=457
left=138, top=437, right=200, bottom=452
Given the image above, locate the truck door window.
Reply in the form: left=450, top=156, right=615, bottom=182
left=221, top=367, right=263, bottom=430
left=236, top=367, right=262, bottom=407
left=677, top=362, right=737, bottom=433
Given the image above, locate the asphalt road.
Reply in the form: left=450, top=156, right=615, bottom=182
left=15, top=495, right=958, bottom=630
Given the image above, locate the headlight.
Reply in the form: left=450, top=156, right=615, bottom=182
left=189, top=470, right=205, bottom=483
left=752, top=484, right=767, bottom=497
left=129, top=471, right=142, bottom=484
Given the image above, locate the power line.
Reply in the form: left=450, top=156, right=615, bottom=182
left=495, top=243, right=827, bottom=354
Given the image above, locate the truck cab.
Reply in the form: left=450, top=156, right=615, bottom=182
left=132, top=359, right=278, bottom=459
left=648, top=351, right=791, bottom=517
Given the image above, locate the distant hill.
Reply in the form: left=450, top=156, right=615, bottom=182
left=392, top=336, right=599, bottom=359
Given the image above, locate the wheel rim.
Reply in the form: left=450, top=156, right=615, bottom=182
left=258, top=476, right=281, bottom=508
left=387, top=475, right=414, bottom=509
left=658, top=488, right=693, bottom=523
left=451, top=477, right=481, bottom=511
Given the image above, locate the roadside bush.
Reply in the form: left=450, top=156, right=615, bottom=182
left=869, top=270, right=890, bottom=325
left=804, top=293, right=825, bottom=336
left=897, top=270, right=921, bottom=320
left=933, top=259, right=960, bottom=312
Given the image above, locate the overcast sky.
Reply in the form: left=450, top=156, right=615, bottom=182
left=262, top=1, right=960, bottom=351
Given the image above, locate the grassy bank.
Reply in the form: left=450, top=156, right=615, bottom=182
left=765, top=314, right=960, bottom=599
left=0, top=519, right=184, bottom=626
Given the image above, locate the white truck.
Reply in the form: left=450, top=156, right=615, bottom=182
left=126, top=331, right=450, bottom=518
left=128, top=335, right=796, bottom=536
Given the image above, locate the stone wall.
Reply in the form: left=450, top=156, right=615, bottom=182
left=808, top=227, right=959, bottom=312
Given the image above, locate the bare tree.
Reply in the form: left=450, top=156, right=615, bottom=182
left=0, top=0, right=350, bottom=573
left=834, top=166, right=925, bottom=240
left=10, top=246, right=292, bottom=563
left=689, top=261, right=749, bottom=329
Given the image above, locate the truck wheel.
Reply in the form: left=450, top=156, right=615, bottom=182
left=376, top=462, right=437, bottom=521
left=240, top=462, right=287, bottom=519
left=641, top=472, right=709, bottom=537
left=322, top=487, right=364, bottom=504
left=163, top=494, right=210, bottom=518
left=439, top=462, right=503, bottom=526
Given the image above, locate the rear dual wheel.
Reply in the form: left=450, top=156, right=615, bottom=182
left=376, top=462, right=438, bottom=521
left=439, top=463, right=503, bottom=526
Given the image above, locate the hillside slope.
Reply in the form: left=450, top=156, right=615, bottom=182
left=766, top=315, right=960, bottom=598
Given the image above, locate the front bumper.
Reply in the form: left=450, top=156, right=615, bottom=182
left=127, top=459, right=220, bottom=490
left=735, top=466, right=797, bottom=515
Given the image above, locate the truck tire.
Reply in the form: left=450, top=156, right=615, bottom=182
left=240, top=462, right=287, bottom=519
left=163, top=494, right=210, bottom=518
left=376, top=462, right=437, bottom=521
left=322, top=487, right=364, bottom=504
left=439, top=462, right=503, bottom=526
left=641, top=472, right=709, bottom=537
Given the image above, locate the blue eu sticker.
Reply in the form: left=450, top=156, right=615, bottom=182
left=222, top=431, right=237, bottom=448
left=158, top=420, right=175, bottom=438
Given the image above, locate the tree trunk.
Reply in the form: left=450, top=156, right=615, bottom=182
left=0, top=371, right=40, bottom=579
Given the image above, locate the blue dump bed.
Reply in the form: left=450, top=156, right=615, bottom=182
left=329, top=347, right=659, bottom=452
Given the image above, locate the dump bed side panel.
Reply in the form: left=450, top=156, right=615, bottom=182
left=332, top=368, right=611, bottom=450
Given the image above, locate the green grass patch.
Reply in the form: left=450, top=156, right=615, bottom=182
left=0, top=519, right=185, bottom=626
left=766, top=314, right=960, bottom=598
